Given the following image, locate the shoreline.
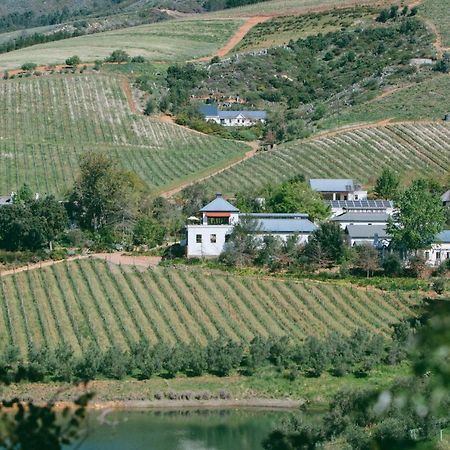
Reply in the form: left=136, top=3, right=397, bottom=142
left=49, top=398, right=304, bottom=411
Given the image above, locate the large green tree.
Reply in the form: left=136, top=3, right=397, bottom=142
left=373, top=168, right=400, bottom=199
left=387, top=179, right=446, bottom=255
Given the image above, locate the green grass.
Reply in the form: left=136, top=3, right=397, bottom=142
left=0, top=19, right=242, bottom=70
left=1, top=363, right=410, bottom=404
left=204, top=122, right=450, bottom=194
left=0, top=259, right=421, bottom=358
left=0, top=73, right=248, bottom=195
left=321, top=75, right=450, bottom=129
left=420, top=0, right=450, bottom=47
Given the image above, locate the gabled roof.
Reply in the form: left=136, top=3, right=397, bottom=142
left=442, top=189, right=450, bottom=203
left=310, top=179, right=356, bottom=192
left=200, top=194, right=239, bottom=212
left=346, top=225, right=390, bottom=239
left=199, top=104, right=219, bottom=117
left=218, top=111, right=267, bottom=120
left=435, top=230, right=450, bottom=243
left=256, top=218, right=317, bottom=234
left=331, top=212, right=389, bottom=223
left=327, top=200, right=394, bottom=209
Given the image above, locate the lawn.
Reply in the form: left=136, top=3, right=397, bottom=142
left=0, top=19, right=242, bottom=70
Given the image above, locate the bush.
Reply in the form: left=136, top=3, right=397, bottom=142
left=131, top=55, right=146, bottom=63
left=65, top=55, right=81, bottom=66
left=382, top=253, right=403, bottom=276
left=432, top=278, right=447, bottom=295
left=106, top=50, right=130, bottom=63
left=21, top=62, right=37, bottom=71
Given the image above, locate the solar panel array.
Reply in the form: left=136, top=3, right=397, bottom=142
left=327, top=200, right=393, bottom=209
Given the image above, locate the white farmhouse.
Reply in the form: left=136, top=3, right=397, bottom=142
left=345, top=224, right=391, bottom=248
left=331, top=212, right=390, bottom=230
left=186, top=194, right=316, bottom=258
left=424, top=231, right=450, bottom=266
left=310, top=179, right=367, bottom=201
left=199, top=104, right=267, bottom=127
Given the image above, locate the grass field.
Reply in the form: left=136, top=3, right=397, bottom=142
left=321, top=75, right=450, bottom=129
left=420, top=0, right=450, bottom=47
left=0, top=19, right=242, bottom=70
left=0, top=259, right=421, bottom=357
left=0, top=73, right=248, bottom=195
left=204, top=123, right=450, bottom=194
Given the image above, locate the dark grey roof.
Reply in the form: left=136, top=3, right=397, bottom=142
left=435, top=230, right=450, bottom=243
left=256, top=218, right=317, bottom=234
left=199, top=104, right=219, bottom=117
left=218, top=111, right=267, bottom=120
left=327, top=200, right=394, bottom=209
left=331, top=212, right=389, bottom=223
left=200, top=194, right=239, bottom=212
left=346, top=225, right=390, bottom=239
left=310, top=179, right=355, bottom=192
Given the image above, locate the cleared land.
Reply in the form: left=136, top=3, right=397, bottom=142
left=420, top=0, right=450, bottom=48
left=0, top=19, right=242, bottom=70
left=0, top=74, right=248, bottom=195
left=204, top=123, right=450, bottom=193
left=0, top=258, right=421, bottom=357
left=321, top=75, right=450, bottom=129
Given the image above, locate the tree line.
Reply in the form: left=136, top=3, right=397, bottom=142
left=0, top=322, right=416, bottom=383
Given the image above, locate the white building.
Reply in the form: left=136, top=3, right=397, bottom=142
left=345, top=224, right=391, bottom=248
left=331, top=212, right=390, bottom=230
left=199, top=104, right=267, bottom=127
left=424, top=231, right=450, bottom=266
left=310, top=179, right=367, bottom=201
left=186, top=194, right=317, bottom=258
left=326, top=199, right=395, bottom=218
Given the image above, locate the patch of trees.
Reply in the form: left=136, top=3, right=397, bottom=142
left=262, top=301, right=450, bottom=450
left=205, top=0, right=270, bottom=11
left=0, top=321, right=415, bottom=383
left=376, top=5, right=418, bottom=23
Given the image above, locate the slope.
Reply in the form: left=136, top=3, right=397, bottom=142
left=0, top=259, right=421, bottom=357
left=0, top=73, right=248, bottom=195
left=204, top=122, right=450, bottom=194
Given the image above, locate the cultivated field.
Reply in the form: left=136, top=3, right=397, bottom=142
left=421, top=0, right=450, bottom=47
left=0, top=19, right=242, bottom=70
left=0, top=259, right=420, bottom=357
left=204, top=123, right=450, bottom=193
left=0, top=74, right=248, bottom=195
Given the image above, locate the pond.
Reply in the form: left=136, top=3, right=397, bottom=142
left=72, top=408, right=292, bottom=450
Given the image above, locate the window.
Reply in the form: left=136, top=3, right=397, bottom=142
left=225, top=234, right=231, bottom=243
left=436, top=252, right=441, bottom=260
left=446, top=252, right=450, bottom=259
left=196, top=234, right=202, bottom=244
left=210, top=234, right=217, bottom=243
left=208, top=216, right=229, bottom=225
left=354, top=195, right=359, bottom=200
left=425, top=251, right=430, bottom=260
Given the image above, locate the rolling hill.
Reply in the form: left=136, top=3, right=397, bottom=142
left=0, top=73, right=249, bottom=196
left=204, top=122, right=450, bottom=194
left=0, top=259, right=421, bottom=357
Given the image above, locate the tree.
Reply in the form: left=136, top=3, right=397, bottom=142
left=105, top=50, right=130, bottom=63
left=434, top=52, right=450, bottom=73
left=65, top=55, right=81, bottom=66
left=68, top=152, right=145, bottom=233
left=355, top=243, right=379, bottom=278
left=265, top=180, right=330, bottom=222
left=13, top=184, right=34, bottom=204
left=374, top=168, right=400, bottom=199
left=133, top=216, right=165, bottom=248
left=20, top=62, right=37, bottom=72
left=303, top=222, right=346, bottom=267
left=387, top=179, right=446, bottom=255
left=143, top=98, right=156, bottom=116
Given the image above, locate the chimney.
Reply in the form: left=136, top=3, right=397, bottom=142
left=216, top=193, right=223, bottom=198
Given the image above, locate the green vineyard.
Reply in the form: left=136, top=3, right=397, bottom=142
left=0, top=74, right=248, bottom=195
left=205, top=123, right=450, bottom=194
left=0, top=259, right=421, bottom=358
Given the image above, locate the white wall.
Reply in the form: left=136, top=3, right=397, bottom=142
left=424, top=243, right=450, bottom=266
left=187, top=225, right=233, bottom=257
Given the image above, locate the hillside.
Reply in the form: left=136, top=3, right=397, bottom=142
left=0, top=259, right=421, bottom=357
left=204, top=122, right=450, bottom=194
left=0, top=18, right=242, bottom=70
left=0, top=73, right=248, bottom=196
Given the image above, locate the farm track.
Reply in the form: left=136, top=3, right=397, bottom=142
left=0, top=260, right=421, bottom=357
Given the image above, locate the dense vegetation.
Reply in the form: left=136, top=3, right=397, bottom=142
left=185, top=13, right=434, bottom=142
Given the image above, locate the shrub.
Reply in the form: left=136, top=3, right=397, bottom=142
left=131, top=55, right=146, bottom=63
left=432, top=278, right=446, bottom=295
left=65, top=55, right=81, bottom=66
left=21, top=62, right=37, bottom=71
left=106, top=50, right=130, bottom=63
left=382, top=253, right=403, bottom=276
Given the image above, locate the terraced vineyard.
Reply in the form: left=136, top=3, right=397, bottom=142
left=0, top=259, right=421, bottom=357
left=204, top=123, right=450, bottom=194
left=0, top=74, right=248, bottom=195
